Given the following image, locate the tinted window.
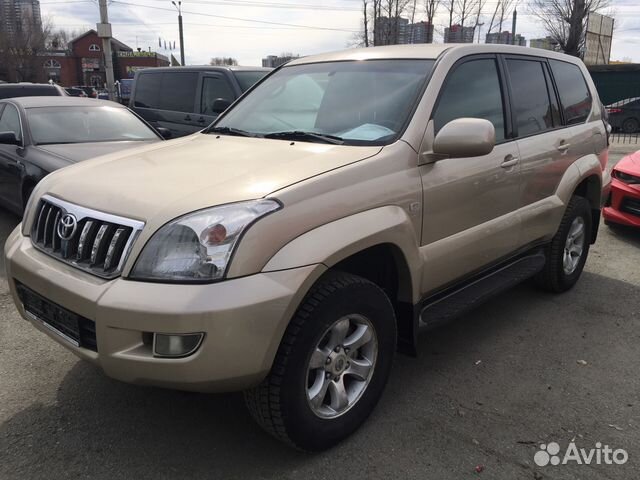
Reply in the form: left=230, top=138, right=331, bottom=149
left=433, top=58, right=505, bottom=142
left=0, top=104, right=22, bottom=141
left=233, top=71, right=268, bottom=91
left=200, top=76, right=235, bottom=115
left=0, top=85, right=59, bottom=99
left=134, top=72, right=198, bottom=113
left=549, top=60, right=592, bottom=124
left=506, top=59, right=556, bottom=136
left=133, top=73, right=162, bottom=108
left=161, top=72, right=198, bottom=113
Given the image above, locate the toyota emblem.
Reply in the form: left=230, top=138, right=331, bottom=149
left=57, top=213, right=78, bottom=240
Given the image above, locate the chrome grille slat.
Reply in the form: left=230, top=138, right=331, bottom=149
left=30, top=196, right=145, bottom=280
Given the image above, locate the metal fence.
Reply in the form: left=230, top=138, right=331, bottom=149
left=605, top=97, right=640, bottom=145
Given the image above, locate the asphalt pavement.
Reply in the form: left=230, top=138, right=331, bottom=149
left=0, top=152, right=638, bottom=480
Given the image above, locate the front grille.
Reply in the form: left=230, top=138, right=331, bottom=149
left=16, top=281, right=98, bottom=352
left=621, top=197, right=640, bottom=217
left=31, top=195, right=144, bottom=279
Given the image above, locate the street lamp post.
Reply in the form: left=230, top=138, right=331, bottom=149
left=172, top=1, right=185, bottom=66
left=476, top=22, right=484, bottom=43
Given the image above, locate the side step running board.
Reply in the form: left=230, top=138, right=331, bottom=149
left=418, top=251, right=546, bottom=329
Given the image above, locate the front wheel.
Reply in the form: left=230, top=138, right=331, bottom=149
left=245, top=271, right=397, bottom=451
left=535, top=196, right=592, bottom=293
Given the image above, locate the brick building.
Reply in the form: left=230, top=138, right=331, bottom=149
left=41, top=30, right=169, bottom=87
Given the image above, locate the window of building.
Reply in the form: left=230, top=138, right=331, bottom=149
left=433, top=58, right=506, bottom=142
left=549, top=60, right=592, bottom=125
left=43, top=59, right=61, bottom=68
left=89, top=44, right=101, bottom=52
left=506, top=59, right=557, bottom=136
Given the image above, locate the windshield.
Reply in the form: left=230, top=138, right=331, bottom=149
left=27, top=105, right=159, bottom=145
left=233, top=70, right=269, bottom=92
left=211, top=59, right=434, bottom=145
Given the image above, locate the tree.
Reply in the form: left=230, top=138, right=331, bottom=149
left=529, top=0, right=610, bottom=57
left=424, top=0, right=440, bottom=42
left=0, top=15, right=52, bottom=82
left=209, top=57, right=238, bottom=66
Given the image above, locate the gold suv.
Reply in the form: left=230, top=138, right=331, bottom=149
left=4, top=44, right=610, bottom=450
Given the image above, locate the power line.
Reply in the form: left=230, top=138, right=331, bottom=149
left=110, top=0, right=360, bottom=32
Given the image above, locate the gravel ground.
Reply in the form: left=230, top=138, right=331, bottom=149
left=0, top=152, right=638, bottom=480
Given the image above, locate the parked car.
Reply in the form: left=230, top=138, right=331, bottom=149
left=64, top=87, right=88, bottom=97
left=5, top=44, right=610, bottom=451
left=0, top=97, right=165, bottom=214
left=117, top=78, right=133, bottom=105
left=73, top=86, right=99, bottom=98
left=96, top=89, right=109, bottom=100
left=606, top=97, right=640, bottom=133
left=130, top=66, right=271, bottom=138
left=603, top=151, right=640, bottom=227
left=0, top=83, right=66, bottom=100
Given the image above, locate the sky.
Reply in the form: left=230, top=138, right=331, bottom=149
left=38, top=0, right=640, bottom=66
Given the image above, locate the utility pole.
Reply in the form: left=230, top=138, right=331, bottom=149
left=172, top=1, right=185, bottom=66
left=97, top=0, right=115, bottom=100
left=477, top=22, right=484, bottom=43
left=511, top=8, right=517, bottom=45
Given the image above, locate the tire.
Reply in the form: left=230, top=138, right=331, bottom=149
left=622, top=118, right=639, bottom=134
left=245, top=271, right=397, bottom=451
left=535, top=196, right=592, bottom=293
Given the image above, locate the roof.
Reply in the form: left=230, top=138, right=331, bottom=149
left=3, top=97, right=126, bottom=109
left=68, top=29, right=132, bottom=52
left=0, top=83, right=58, bottom=88
left=287, top=43, right=583, bottom=66
left=137, top=65, right=271, bottom=73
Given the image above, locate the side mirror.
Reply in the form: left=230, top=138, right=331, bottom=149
left=433, top=118, right=495, bottom=158
left=211, top=98, right=232, bottom=114
left=0, top=131, right=19, bottom=146
left=156, top=127, right=172, bottom=139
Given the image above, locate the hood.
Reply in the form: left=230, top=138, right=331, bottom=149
left=34, top=140, right=161, bottom=163
left=37, top=133, right=382, bottom=226
left=615, top=151, right=640, bottom=174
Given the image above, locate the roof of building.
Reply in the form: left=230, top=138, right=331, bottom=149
left=68, top=29, right=132, bottom=52
left=4, top=97, right=126, bottom=109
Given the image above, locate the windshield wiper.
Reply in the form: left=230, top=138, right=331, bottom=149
left=207, top=126, right=260, bottom=137
left=264, top=131, right=345, bottom=145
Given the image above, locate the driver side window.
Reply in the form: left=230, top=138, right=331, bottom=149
left=0, top=104, right=22, bottom=142
left=433, top=58, right=505, bottom=142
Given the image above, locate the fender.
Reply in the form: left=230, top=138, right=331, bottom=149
left=263, top=205, right=422, bottom=304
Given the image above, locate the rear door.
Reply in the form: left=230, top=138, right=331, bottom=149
left=131, top=71, right=200, bottom=138
left=196, top=73, right=237, bottom=129
left=0, top=103, right=24, bottom=210
left=507, top=56, right=592, bottom=245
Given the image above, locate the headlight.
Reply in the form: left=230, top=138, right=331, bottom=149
left=130, top=199, right=280, bottom=282
left=614, top=170, right=640, bottom=184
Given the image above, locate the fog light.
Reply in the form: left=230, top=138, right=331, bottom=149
left=153, top=333, right=204, bottom=358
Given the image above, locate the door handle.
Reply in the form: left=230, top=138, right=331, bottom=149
left=501, top=155, right=519, bottom=168
left=557, top=142, right=570, bottom=152
left=197, top=116, right=206, bottom=123
left=184, top=115, right=192, bottom=121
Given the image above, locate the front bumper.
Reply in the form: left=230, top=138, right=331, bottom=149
left=603, top=177, right=640, bottom=228
left=5, top=226, right=325, bottom=392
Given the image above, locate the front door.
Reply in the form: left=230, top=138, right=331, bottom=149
left=420, top=55, right=522, bottom=295
left=0, top=103, right=24, bottom=211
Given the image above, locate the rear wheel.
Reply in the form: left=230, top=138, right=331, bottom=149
left=622, top=118, right=639, bottom=134
left=535, top=196, right=592, bottom=293
left=245, top=271, right=396, bottom=451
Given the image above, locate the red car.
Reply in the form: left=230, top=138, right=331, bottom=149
left=603, top=151, right=640, bottom=227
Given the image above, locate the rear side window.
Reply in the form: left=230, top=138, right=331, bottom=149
left=506, top=59, right=558, bottom=136
left=0, top=104, right=22, bottom=141
left=134, top=72, right=198, bottom=113
left=433, top=58, right=505, bottom=142
left=549, top=60, right=592, bottom=125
